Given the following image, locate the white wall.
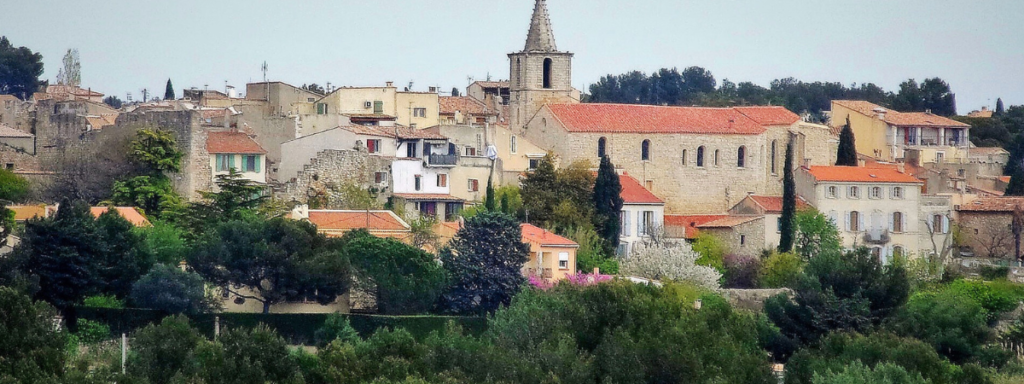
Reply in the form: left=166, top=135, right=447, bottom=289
left=279, top=128, right=398, bottom=181
left=618, top=203, right=664, bottom=255
left=808, top=181, right=922, bottom=263
left=210, top=154, right=267, bottom=185
left=392, top=159, right=451, bottom=195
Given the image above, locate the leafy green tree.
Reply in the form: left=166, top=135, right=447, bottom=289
left=188, top=217, right=350, bottom=313
left=520, top=154, right=595, bottom=232
left=786, top=332, right=962, bottom=384
left=129, top=128, right=184, bottom=173
left=0, top=168, right=30, bottom=203
left=780, top=140, right=796, bottom=252
left=130, top=264, right=210, bottom=314
left=313, top=313, right=361, bottom=348
left=811, top=361, right=929, bottom=384
left=451, top=87, right=460, bottom=97
left=439, top=211, right=530, bottom=314
left=891, top=78, right=956, bottom=116
left=1004, top=135, right=1024, bottom=177
left=887, top=289, right=993, bottom=364
left=758, top=251, right=803, bottom=288
left=794, top=208, right=844, bottom=259
left=692, top=233, right=726, bottom=271
left=0, top=36, right=44, bottom=100
left=571, top=226, right=619, bottom=274
left=0, top=203, right=15, bottom=249
left=139, top=220, right=188, bottom=265
left=192, top=324, right=301, bottom=384
left=484, top=173, right=495, bottom=211
left=592, top=156, right=623, bottom=251
left=164, top=78, right=175, bottom=100
left=111, top=128, right=185, bottom=217
left=836, top=116, right=858, bottom=166
left=302, top=83, right=325, bottom=95
left=0, top=287, right=68, bottom=383
left=127, top=315, right=204, bottom=384
left=111, top=175, right=181, bottom=216
left=94, top=208, right=155, bottom=298
left=197, top=169, right=267, bottom=218
left=346, top=232, right=447, bottom=314
left=82, top=294, right=123, bottom=308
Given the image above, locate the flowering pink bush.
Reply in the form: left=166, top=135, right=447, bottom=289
left=528, top=272, right=614, bottom=290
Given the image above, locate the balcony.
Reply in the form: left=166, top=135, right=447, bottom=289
left=427, top=154, right=458, bottom=167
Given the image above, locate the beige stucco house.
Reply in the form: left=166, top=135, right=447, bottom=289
left=831, top=100, right=971, bottom=164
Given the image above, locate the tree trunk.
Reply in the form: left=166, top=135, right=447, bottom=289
left=263, top=301, right=271, bottom=314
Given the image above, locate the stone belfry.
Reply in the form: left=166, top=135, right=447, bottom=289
left=509, top=0, right=578, bottom=130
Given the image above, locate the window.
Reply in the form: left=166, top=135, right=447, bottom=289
left=681, top=149, right=687, bottom=165
left=558, top=252, right=569, bottom=270
left=414, top=175, right=422, bottom=191
left=597, top=137, right=606, bottom=158
left=373, top=101, right=384, bottom=114
left=406, top=142, right=417, bottom=158
left=892, top=212, right=903, bottom=233
left=933, top=214, right=945, bottom=233
left=215, top=154, right=231, bottom=171
left=375, top=172, right=387, bottom=184
left=737, top=146, right=746, bottom=168
left=468, top=179, right=479, bottom=192
left=543, top=58, right=553, bottom=88
left=367, top=139, right=381, bottom=154
left=641, top=211, right=654, bottom=235
left=696, top=146, right=705, bottom=167
left=849, top=211, right=861, bottom=232
left=893, top=246, right=905, bottom=259
left=437, top=174, right=448, bottom=187
left=892, top=187, right=903, bottom=199
left=529, top=158, right=540, bottom=170
left=307, top=97, right=315, bottom=102
left=714, top=149, right=720, bottom=166
left=870, top=186, right=882, bottom=199
left=957, top=169, right=966, bottom=177
left=740, top=235, right=746, bottom=246
left=413, top=107, right=426, bottom=117
left=465, top=146, right=477, bottom=156
left=621, top=211, right=632, bottom=237
left=316, top=103, right=327, bottom=115
left=641, top=139, right=650, bottom=161
left=770, top=140, right=778, bottom=174
left=826, top=186, right=838, bottom=198
left=242, top=155, right=260, bottom=172
left=511, top=135, right=518, bottom=154
left=777, top=217, right=782, bottom=233
left=4, top=163, right=12, bottom=170
left=848, top=186, right=860, bottom=199
left=935, top=151, right=945, bottom=163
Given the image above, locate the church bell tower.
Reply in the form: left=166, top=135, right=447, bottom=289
left=509, top=0, right=577, bottom=130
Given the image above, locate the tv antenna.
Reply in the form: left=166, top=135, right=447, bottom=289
left=261, top=61, right=268, bottom=82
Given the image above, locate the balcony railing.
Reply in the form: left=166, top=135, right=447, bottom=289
left=427, top=154, right=458, bottom=166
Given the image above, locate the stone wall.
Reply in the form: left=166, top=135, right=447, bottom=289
left=113, top=110, right=207, bottom=199
left=234, top=104, right=298, bottom=182
left=278, top=148, right=392, bottom=207
left=959, top=211, right=1014, bottom=258
left=701, top=218, right=767, bottom=258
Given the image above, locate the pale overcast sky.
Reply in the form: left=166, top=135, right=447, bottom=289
left=2, top=0, right=1021, bottom=113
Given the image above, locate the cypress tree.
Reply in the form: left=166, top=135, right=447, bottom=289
left=1005, top=136, right=1024, bottom=177
left=484, top=173, right=496, bottom=211
left=836, top=116, right=858, bottom=166
left=164, top=79, right=175, bottom=100
left=996, top=98, right=1005, bottom=116
left=1007, top=170, right=1024, bottom=196
left=593, top=156, right=624, bottom=250
left=779, top=141, right=796, bottom=253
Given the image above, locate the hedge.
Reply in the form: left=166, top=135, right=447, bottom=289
left=67, top=307, right=487, bottom=345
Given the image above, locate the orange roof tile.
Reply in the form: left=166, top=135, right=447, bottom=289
left=833, top=100, right=969, bottom=128
left=341, top=125, right=447, bottom=140
left=0, top=123, right=33, bottom=138
left=664, top=214, right=728, bottom=239
left=734, top=106, right=802, bottom=126
left=697, top=215, right=762, bottom=228
left=439, top=96, right=493, bottom=115
left=745, top=195, right=810, bottom=213
left=958, top=198, right=1024, bottom=212
left=206, top=131, right=267, bottom=154
left=91, top=207, right=151, bottom=227
left=619, top=173, right=663, bottom=204
left=1000, top=176, right=1012, bottom=184
left=9, top=205, right=48, bottom=221
left=544, top=103, right=788, bottom=135
left=805, top=166, right=923, bottom=184
left=520, top=223, right=578, bottom=247
left=307, top=210, right=410, bottom=232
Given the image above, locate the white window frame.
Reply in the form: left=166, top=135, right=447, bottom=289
left=558, top=252, right=569, bottom=270
left=892, top=187, right=903, bottom=199
left=848, top=186, right=860, bottom=199
left=826, top=186, right=838, bottom=198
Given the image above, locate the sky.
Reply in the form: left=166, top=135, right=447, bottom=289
left=2, top=0, right=1022, bottom=113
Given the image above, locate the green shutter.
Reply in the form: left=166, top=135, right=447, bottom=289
left=254, top=155, right=261, bottom=173
left=228, top=154, right=235, bottom=170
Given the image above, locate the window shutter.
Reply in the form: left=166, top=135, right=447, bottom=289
left=637, top=211, right=643, bottom=235
left=228, top=154, right=235, bottom=169
left=623, top=212, right=631, bottom=236
left=888, top=213, right=894, bottom=232
left=828, top=210, right=838, bottom=225
left=942, top=216, right=950, bottom=234
left=844, top=212, right=850, bottom=231
left=860, top=213, right=866, bottom=233
left=254, top=155, right=261, bottom=173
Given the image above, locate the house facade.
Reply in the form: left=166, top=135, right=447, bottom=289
left=520, top=223, right=578, bottom=281
left=831, top=100, right=971, bottom=164
left=617, top=173, right=665, bottom=256
left=956, top=197, right=1024, bottom=259
left=206, top=131, right=268, bottom=185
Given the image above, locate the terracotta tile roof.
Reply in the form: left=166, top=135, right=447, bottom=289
left=341, top=125, right=447, bottom=140
left=85, top=116, right=116, bottom=130
left=734, top=106, right=802, bottom=126
left=958, top=198, right=1024, bottom=212
left=0, top=123, right=33, bottom=138
left=8, top=205, right=49, bottom=221
left=1000, top=176, right=1011, bottom=184
left=206, top=131, right=267, bottom=154
left=307, top=210, right=410, bottom=232
left=971, top=147, right=1008, bottom=156
left=520, top=223, right=578, bottom=247
left=91, top=207, right=151, bottom=227
left=833, top=100, right=969, bottom=128
left=664, top=214, right=728, bottom=239
left=745, top=195, right=810, bottom=213
left=471, top=81, right=509, bottom=89
left=45, top=85, right=104, bottom=97
left=544, top=103, right=778, bottom=135
left=392, top=193, right=463, bottom=202
left=697, top=215, right=762, bottom=228
left=201, top=109, right=229, bottom=119
left=805, top=165, right=923, bottom=184
left=439, top=96, right=493, bottom=115
left=619, top=173, right=663, bottom=204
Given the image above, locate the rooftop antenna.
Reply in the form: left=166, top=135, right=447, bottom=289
left=466, top=76, right=474, bottom=86
left=407, top=81, right=414, bottom=91
left=261, top=61, right=268, bottom=83
left=140, top=88, right=149, bottom=102
left=486, top=72, right=492, bottom=81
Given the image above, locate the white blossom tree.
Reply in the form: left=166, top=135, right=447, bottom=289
left=621, top=241, right=721, bottom=290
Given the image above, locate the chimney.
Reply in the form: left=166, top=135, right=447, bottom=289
left=428, top=86, right=437, bottom=93
left=872, top=107, right=886, bottom=121
left=385, top=81, right=394, bottom=87
left=897, top=163, right=906, bottom=173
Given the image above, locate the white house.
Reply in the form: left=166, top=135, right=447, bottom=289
left=206, top=131, right=268, bottom=185
left=389, top=129, right=464, bottom=221
left=796, top=165, right=931, bottom=262
left=617, top=173, right=665, bottom=256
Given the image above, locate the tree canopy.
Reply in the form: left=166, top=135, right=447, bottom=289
left=0, top=36, right=44, bottom=100
left=164, top=78, right=175, bottom=100
left=439, top=211, right=530, bottom=314
left=835, top=116, right=858, bottom=166
left=592, top=155, right=623, bottom=251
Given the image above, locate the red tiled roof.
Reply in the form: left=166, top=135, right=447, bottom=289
left=471, top=81, right=509, bottom=89
left=206, top=131, right=267, bottom=154
left=745, top=195, right=810, bottom=213
left=833, top=100, right=969, bottom=128
left=439, top=96, right=493, bottom=115
left=342, top=125, right=447, bottom=140
left=0, top=123, right=33, bottom=138
left=1000, top=176, right=1012, bottom=184
left=664, top=214, right=728, bottom=239
left=697, top=215, right=761, bottom=228
left=91, top=207, right=151, bottom=227
left=520, top=223, right=578, bottom=247
left=307, top=210, right=410, bottom=232
left=8, top=205, right=49, bottom=221
left=805, top=166, right=923, bottom=184
left=619, top=173, right=663, bottom=204
left=392, top=193, right=463, bottom=202
left=544, top=103, right=782, bottom=135
left=734, top=106, right=802, bottom=126
left=958, top=198, right=1024, bottom=212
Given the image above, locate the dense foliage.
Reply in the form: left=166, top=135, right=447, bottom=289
left=519, top=153, right=595, bottom=232
left=0, top=36, right=44, bottom=100
left=345, top=230, right=447, bottom=314
left=592, top=155, right=623, bottom=251
left=0, top=168, right=30, bottom=203
left=439, top=211, right=530, bottom=314
left=130, top=263, right=212, bottom=314
left=780, top=140, right=796, bottom=252
left=0, top=287, right=67, bottom=383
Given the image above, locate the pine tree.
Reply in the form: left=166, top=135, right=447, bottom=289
left=779, top=141, right=796, bottom=253
left=996, top=98, right=1005, bottom=116
left=164, top=78, right=175, bottom=100
left=836, top=116, right=858, bottom=166
left=593, top=156, right=623, bottom=250
left=1007, top=170, right=1024, bottom=196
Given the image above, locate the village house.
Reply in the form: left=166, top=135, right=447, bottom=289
left=617, top=173, right=665, bottom=256
left=301, top=83, right=439, bottom=134
left=521, top=223, right=578, bottom=281
left=439, top=96, right=498, bottom=126
left=831, top=100, right=971, bottom=164
left=956, top=197, right=1024, bottom=259
left=206, top=131, right=268, bottom=186
left=291, top=205, right=412, bottom=242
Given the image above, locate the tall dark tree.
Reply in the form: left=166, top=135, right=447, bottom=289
left=836, top=116, right=858, bottom=166
left=102, top=95, right=123, bottom=109
left=439, top=211, right=530, bottom=314
left=164, top=78, right=175, bottom=100
left=593, top=156, right=623, bottom=251
left=451, top=87, right=460, bottom=97
left=0, top=36, right=45, bottom=100
left=1005, top=136, right=1024, bottom=177
left=995, top=98, right=1005, bottom=116
left=1006, top=170, right=1024, bottom=196
left=779, top=141, right=796, bottom=253
left=484, top=172, right=496, bottom=211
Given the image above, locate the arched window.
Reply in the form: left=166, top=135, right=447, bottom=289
left=641, top=139, right=651, bottom=161
left=892, top=212, right=903, bottom=232
left=681, top=149, right=687, bottom=165
left=849, top=211, right=861, bottom=232
left=714, top=149, right=720, bottom=166
left=597, top=137, right=606, bottom=158
left=893, top=246, right=905, bottom=259
left=543, top=58, right=553, bottom=88
left=771, top=140, right=778, bottom=173
left=737, top=146, right=746, bottom=168
left=696, top=146, right=705, bottom=167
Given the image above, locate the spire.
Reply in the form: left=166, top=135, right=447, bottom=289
left=524, top=0, right=557, bottom=52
